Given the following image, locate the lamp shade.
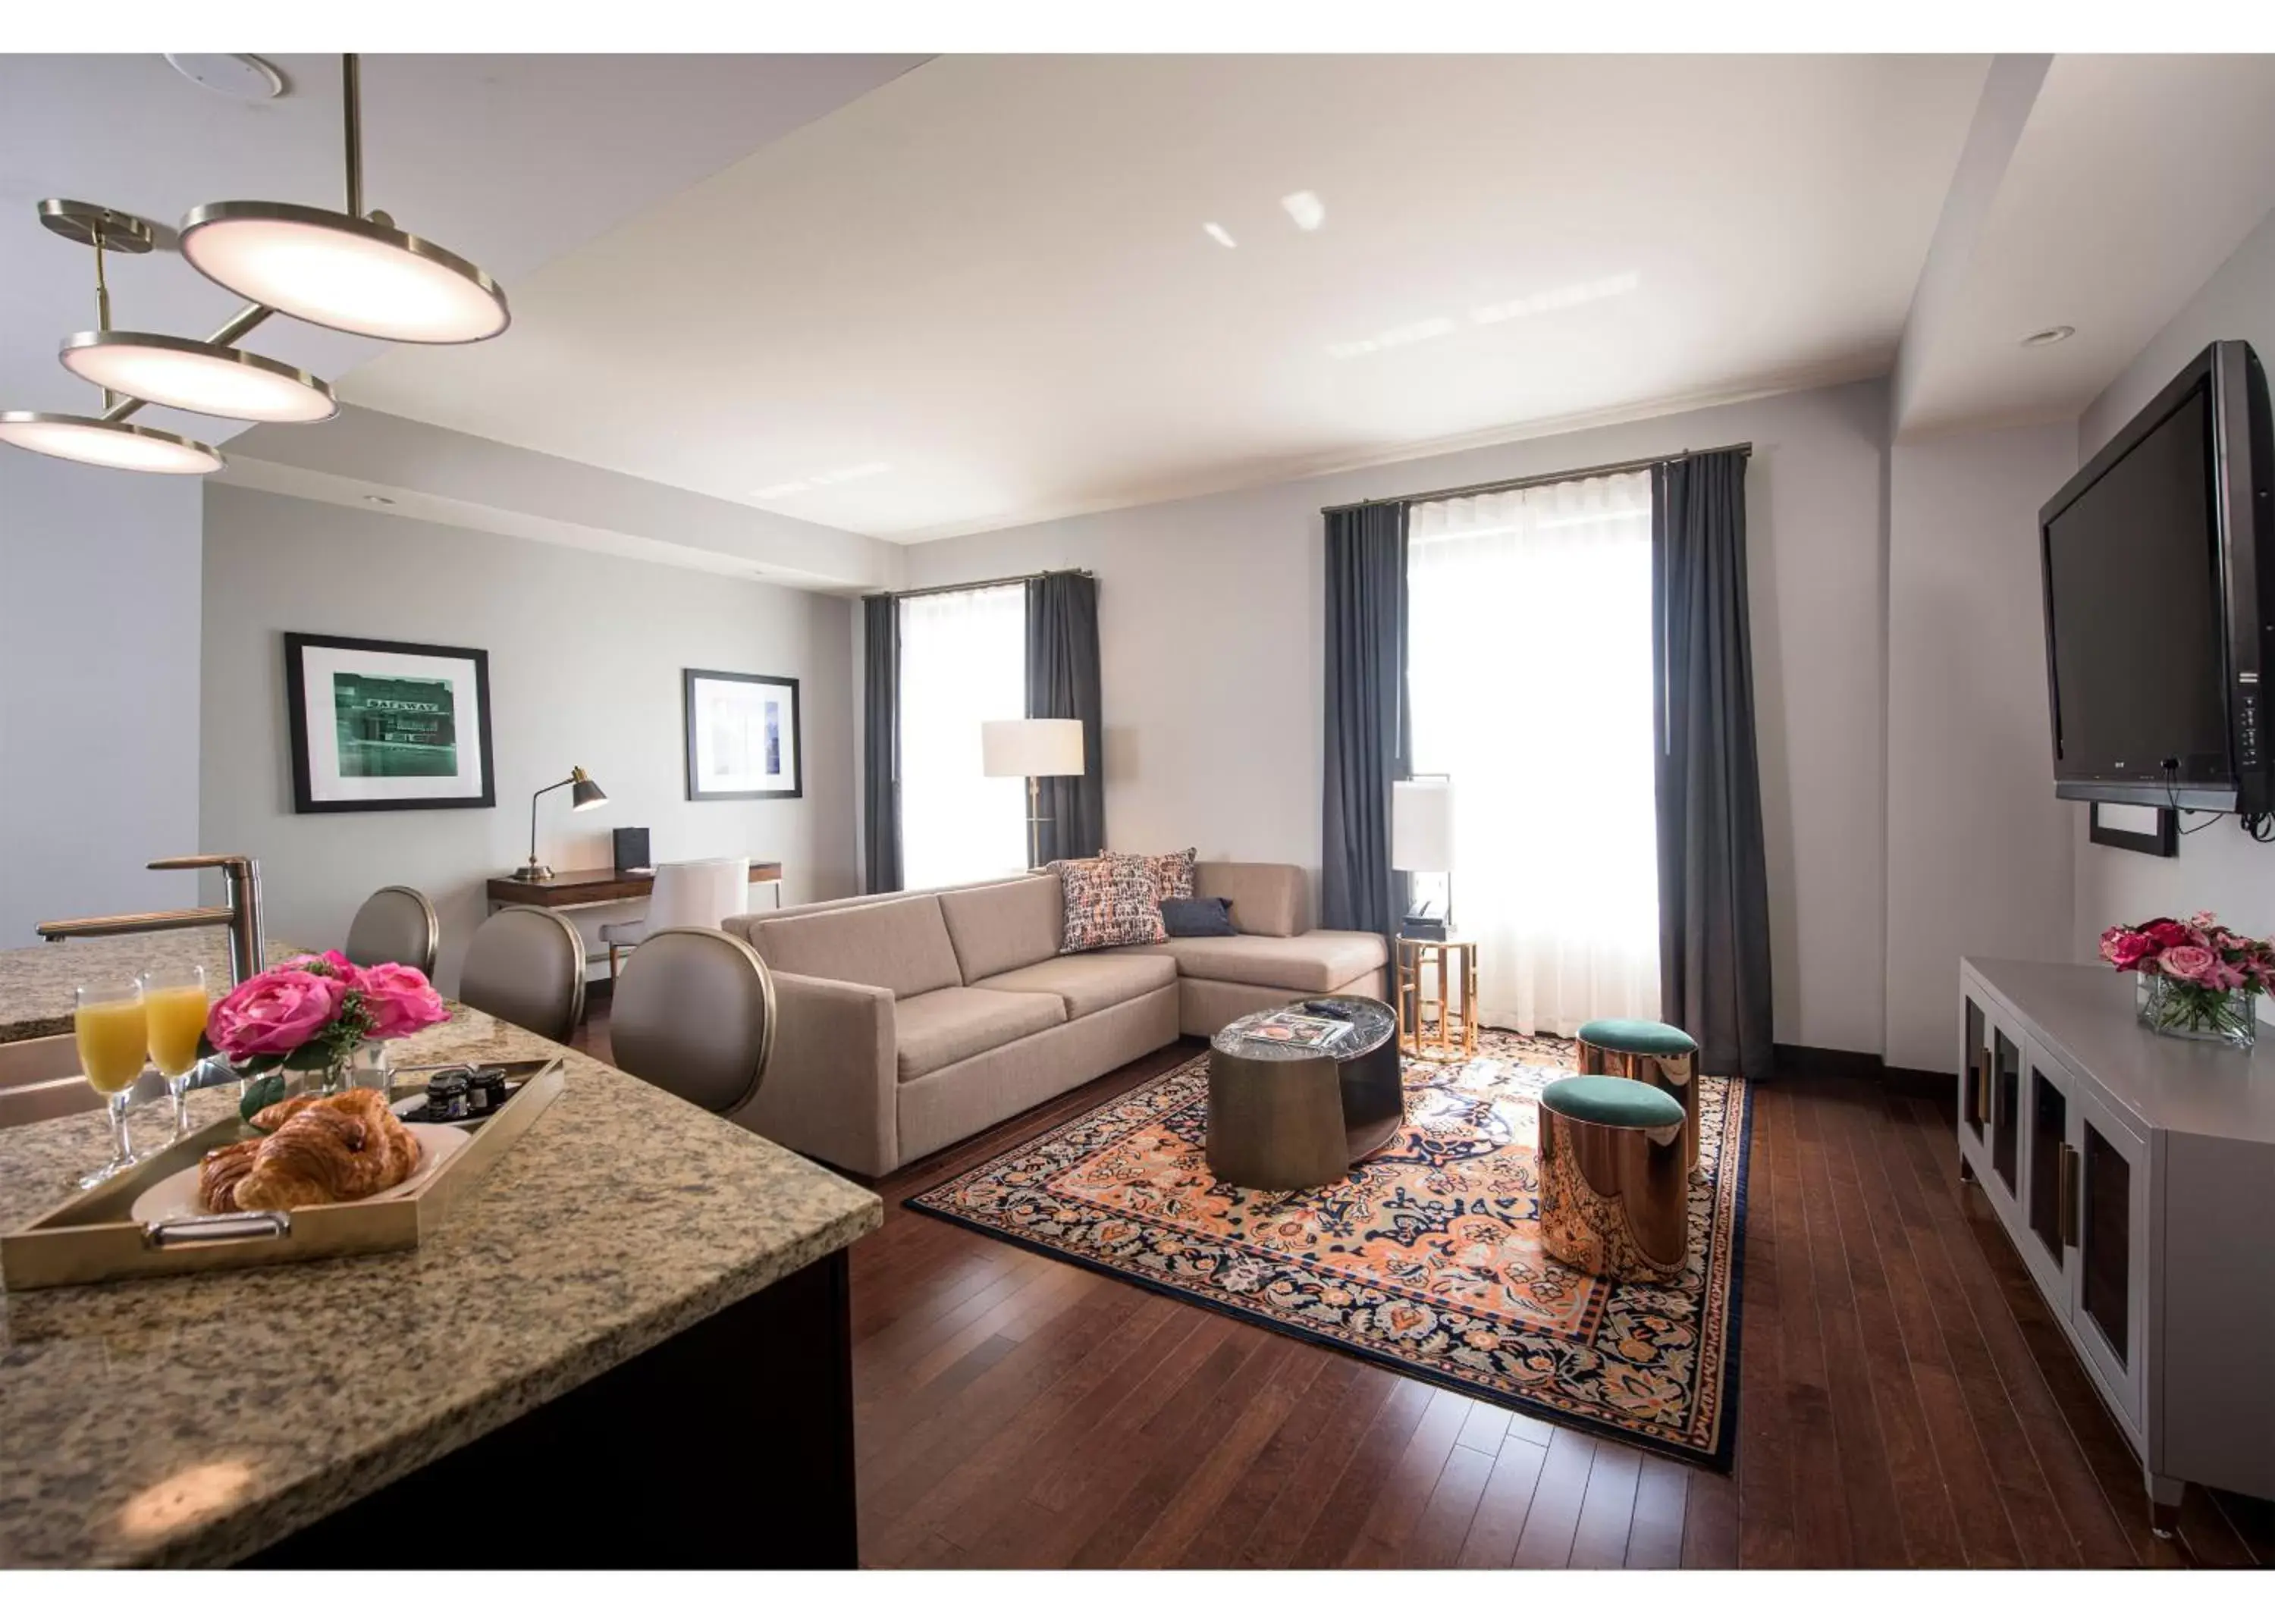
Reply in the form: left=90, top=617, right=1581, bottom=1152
left=982, top=718, right=1084, bottom=779
left=1392, top=777, right=1455, bottom=873
left=569, top=767, right=609, bottom=809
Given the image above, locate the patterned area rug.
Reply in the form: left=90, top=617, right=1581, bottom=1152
left=907, top=1030, right=1750, bottom=1469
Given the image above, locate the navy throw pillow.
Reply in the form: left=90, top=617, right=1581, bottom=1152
left=1161, top=895, right=1238, bottom=938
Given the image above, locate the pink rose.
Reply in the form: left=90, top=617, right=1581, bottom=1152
left=281, top=949, right=362, bottom=984
left=205, top=967, right=347, bottom=1062
left=2157, top=943, right=2217, bottom=984
left=2202, top=956, right=2248, bottom=991
left=358, top=962, right=447, bottom=1040
left=2099, top=928, right=2157, bottom=970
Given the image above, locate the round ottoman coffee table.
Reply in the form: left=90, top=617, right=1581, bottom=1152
left=1206, top=996, right=1401, bottom=1190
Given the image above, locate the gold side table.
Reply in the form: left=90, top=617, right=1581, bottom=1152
left=1395, top=937, right=1479, bottom=1061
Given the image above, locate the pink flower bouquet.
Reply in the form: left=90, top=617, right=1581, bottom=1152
left=207, top=950, right=448, bottom=1117
left=2100, top=911, right=2269, bottom=1046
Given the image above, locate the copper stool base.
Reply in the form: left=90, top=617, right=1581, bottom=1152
left=1536, top=1099, right=1689, bottom=1284
left=1575, top=1037, right=1701, bottom=1173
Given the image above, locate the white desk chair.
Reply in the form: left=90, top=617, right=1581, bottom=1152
left=600, top=856, right=751, bottom=981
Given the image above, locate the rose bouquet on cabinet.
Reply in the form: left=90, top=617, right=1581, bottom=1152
left=205, top=950, right=449, bottom=1118
left=2098, top=912, right=2271, bottom=1048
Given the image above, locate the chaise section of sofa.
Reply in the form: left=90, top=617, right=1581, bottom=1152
left=719, top=861, right=1387, bottom=1177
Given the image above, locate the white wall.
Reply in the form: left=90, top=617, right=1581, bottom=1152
left=899, top=378, right=1893, bottom=1055
left=2073, top=203, right=2275, bottom=955
left=199, top=486, right=857, bottom=994
left=1884, top=422, right=2079, bottom=1071
left=1, top=456, right=203, bottom=946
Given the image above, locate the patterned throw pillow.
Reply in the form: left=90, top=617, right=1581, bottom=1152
left=1106, top=846, right=1196, bottom=901
left=1050, top=853, right=1168, bottom=953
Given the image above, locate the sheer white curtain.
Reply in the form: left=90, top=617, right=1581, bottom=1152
left=1406, top=470, right=1659, bottom=1035
left=898, top=585, right=1029, bottom=889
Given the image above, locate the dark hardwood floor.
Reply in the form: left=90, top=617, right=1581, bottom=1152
left=573, top=1003, right=2272, bottom=1569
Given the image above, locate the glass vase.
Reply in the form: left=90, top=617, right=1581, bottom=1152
left=2135, top=971, right=2258, bottom=1049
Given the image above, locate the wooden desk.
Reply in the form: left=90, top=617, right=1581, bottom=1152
left=485, top=861, right=784, bottom=912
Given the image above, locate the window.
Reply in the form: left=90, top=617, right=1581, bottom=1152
left=1405, top=470, right=1659, bottom=1034
left=898, top=584, right=1028, bottom=889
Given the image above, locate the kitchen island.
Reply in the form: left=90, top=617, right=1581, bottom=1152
left=0, top=934, right=881, bottom=1568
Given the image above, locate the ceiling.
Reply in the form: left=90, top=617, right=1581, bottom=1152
left=338, top=55, right=1993, bottom=542
left=0, top=54, right=924, bottom=445
left=1894, top=54, right=2275, bottom=440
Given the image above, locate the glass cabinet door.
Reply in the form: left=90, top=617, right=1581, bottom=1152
left=2020, top=1052, right=2072, bottom=1304
left=1960, top=995, right=1990, bottom=1152
left=1991, top=1028, right=2021, bottom=1196
left=2069, top=1091, right=2148, bottom=1431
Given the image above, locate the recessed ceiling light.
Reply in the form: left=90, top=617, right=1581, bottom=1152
left=1202, top=222, right=1236, bottom=249
left=165, top=55, right=285, bottom=102
left=2022, top=325, right=2076, bottom=347
left=363, top=494, right=395, bottom=506
left=1280, top=191, right=1326, bottom=232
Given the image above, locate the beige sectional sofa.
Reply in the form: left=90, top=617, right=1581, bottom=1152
left=718, top=861, right=1385, bottom=1177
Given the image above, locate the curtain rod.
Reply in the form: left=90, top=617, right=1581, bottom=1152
left=1317, top=440, right=1754, bottom=516
left=874, top=567, right=1094, bottom=603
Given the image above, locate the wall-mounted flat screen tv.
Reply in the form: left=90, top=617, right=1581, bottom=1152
left=2041, top=340, right=2273, bottom=814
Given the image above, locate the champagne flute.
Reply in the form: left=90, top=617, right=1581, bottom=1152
left=74, top=980, right=148, bottom=1187
left=141, top=964, right=210, bottom=1140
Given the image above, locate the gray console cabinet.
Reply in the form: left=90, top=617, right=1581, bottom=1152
left=1959, top=958, right=2275, bottom=1535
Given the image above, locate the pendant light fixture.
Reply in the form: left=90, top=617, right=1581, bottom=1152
left=179, top=57, right=510, bottom=344
left=0, top=55, right=507, bottom=477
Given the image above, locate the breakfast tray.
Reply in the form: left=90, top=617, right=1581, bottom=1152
left=0, top=1057, right=564, bottom=1291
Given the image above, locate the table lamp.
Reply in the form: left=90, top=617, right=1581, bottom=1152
left=515, top=766, right=609, bottom=882
left=1393, top=775, right=1455, bottom=939
left=982, top=719, right=1085, bottom=869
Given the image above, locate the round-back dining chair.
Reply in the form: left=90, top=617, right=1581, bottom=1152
left=458, top=904, right=587, bottom=1043
left=344, top=885, right=441, bottom=977
left=607, top=926, right=776, bottom=1118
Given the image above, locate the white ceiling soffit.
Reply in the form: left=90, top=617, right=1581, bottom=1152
left=1893, top=54, right=2275, bottom=443
left=340, top=54, right=1992, bottom=544
left=0, top=53, right=927, bottom=447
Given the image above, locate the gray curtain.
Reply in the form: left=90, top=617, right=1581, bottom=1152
left=1322, top=501, right=1409, bottom=942
left=861, top=594, right=902, bottom=894
left=1652, top=450, right=1774, bottom=1077
left=1025, top=572, right=1106, bottom=861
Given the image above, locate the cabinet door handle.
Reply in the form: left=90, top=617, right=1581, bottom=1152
left=1975, top=1051, right=1992, bottom=1124
left=2057, top=1141, right=2080, bottom=1249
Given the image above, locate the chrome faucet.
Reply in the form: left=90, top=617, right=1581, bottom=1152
left=36, top=855, right=266, bottom=987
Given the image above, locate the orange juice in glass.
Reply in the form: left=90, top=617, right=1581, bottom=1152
left=141, top=966, right=210, bottom=1139
left=74, top=980, right=148, bottom=1187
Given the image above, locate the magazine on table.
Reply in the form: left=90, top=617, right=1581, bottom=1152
left=1244, top=1013, right=1354, bottom=1050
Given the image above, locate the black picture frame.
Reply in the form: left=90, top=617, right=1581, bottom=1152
left=2088, top=801, right=2179, bottom=857
left=284, top=632, right=497, bottom=814
left=684, top=668, right=804, bottom=801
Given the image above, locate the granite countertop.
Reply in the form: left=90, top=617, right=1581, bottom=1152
left=0, top=927, right=303, bottom=1044
left=0, top=936, right=881, bottom=1568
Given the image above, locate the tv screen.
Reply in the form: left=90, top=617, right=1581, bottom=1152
left=2043, top=382, right=2225, bottom=788
left=2040, top=339, right=2271, bottom=813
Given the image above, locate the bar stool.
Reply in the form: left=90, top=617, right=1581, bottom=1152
left=1575, top=1017, right=1702, bottom=1172
left=1535, top=1074, right=1689, bottom=1284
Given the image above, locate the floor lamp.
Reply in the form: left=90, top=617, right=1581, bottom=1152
left=983, top=719, right=1086, bottom=870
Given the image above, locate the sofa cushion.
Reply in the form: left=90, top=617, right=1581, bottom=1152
left=1050, top=853, right=1168, bottom=952
left=750, top=893, right=962, bottom=1001
left=974, top=950, right=1178, bottom=1020
left=1109, top=847, right=1195, bottom=901
left=1192, top=861, right=1309, bottom=938
left=1160, top=895, right=1237, bottom=937
left=894, top=986, right=1066, bottom=1081
left=939, top=874, right=1064, bottom=983
left=1118, top=929, right=1386, bottom=993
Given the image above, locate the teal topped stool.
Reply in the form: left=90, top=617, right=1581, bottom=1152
left=1576, top=1017, right=1702, bottom=1173
left=1535, top=1074, right=1688, bottom=1283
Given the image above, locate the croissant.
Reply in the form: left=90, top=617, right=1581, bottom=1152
left=203, top=1087, right=422, bottom=1212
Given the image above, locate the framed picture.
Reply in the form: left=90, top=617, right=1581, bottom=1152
left=284, top=632, right=496, bottom=814
left=685, top=669, right=803, bottom=801
left=2088, top=801, right=2179, bottom=857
